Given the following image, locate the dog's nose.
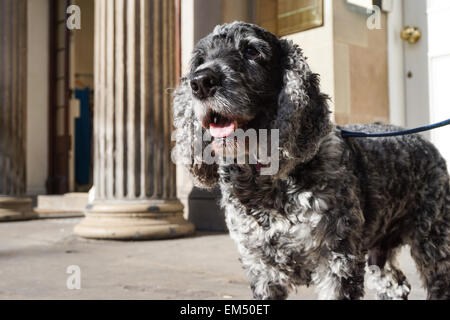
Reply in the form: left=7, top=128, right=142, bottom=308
left=190, top=70, right=219, bottom=99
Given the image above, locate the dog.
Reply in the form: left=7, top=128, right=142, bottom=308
left=172, top=21, right=450, bottom=300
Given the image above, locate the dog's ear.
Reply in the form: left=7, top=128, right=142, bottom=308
left=172, top=78, right=219, bottom=189
left=273, top=39, right=333, bottom=176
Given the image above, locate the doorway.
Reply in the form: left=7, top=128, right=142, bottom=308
left=47, top=0, right=94, bottom=194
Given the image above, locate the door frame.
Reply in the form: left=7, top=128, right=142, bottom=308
left=386, top=0, right=406, bottom=127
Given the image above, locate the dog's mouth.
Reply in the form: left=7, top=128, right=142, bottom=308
left=202, top=109, right=249, bottom=139
left=210, top=119, right=236, bottom=139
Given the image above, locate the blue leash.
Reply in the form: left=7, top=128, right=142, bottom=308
left=340, top=118, right=450, bottom=138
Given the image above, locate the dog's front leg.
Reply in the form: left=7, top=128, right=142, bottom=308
left=248, top=269, right=289, bottom=300
left=312, top=251, right=366, bottom=300
left=242, top=258, right=290, bottom=300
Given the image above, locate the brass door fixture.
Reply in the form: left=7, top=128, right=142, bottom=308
left=401, top=26, right=421, bottom=44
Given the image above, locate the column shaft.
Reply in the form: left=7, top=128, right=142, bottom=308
left=74, top=0, right=193, bottom=239
left=93, top=0, right=177, bottom=201
left=0, top=0, right=34, bottom=221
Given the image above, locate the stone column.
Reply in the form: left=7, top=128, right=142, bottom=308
left=74, top=0, right=194, bottom=239
left=0, top=0, right=35, bottom=222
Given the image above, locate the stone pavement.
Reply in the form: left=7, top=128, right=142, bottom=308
left=0, top=217, right=426, bottom=299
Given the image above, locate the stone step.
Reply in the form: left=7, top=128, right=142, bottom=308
left=34, top=193, right=88, bottom=217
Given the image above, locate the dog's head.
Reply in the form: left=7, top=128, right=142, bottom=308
left=173, top=22, right=332, bottom=188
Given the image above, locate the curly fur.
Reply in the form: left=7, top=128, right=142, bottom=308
left=173, top=81, right=219, bottom=188
left=173, top=21, right=450, bottom=300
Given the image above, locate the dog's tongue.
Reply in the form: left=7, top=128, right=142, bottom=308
left=209, top=121, right=235, bottom=138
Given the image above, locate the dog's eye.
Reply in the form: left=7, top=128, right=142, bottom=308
left=244, top=47, right=259, bottom=59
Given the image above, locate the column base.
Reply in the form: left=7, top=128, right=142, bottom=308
left=0, top=196, right=36, bottom=222
left=73, top=200, right=195, bottom=240
left=188, top=187, right=227, bottom=232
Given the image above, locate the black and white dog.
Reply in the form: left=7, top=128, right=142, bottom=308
left=173, top=22, right=450, bottom=300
